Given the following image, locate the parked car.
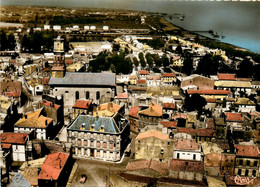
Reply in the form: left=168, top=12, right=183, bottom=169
left=80, top=174, right=87, bottom=184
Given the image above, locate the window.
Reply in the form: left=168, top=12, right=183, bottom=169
left=96, top=91, right=100, bottom=100
left=239, top=160, right=243, bottom=166
left=254, top=161, right=258, bottom=167
left=252, top=170, right=256, bottom=176
left=193, top=154, right=196, bottom=160
left=246, top=160, right=250, bottom=166
left=238, top=169, right=242, bottom=175
left=75, top=91, right=79, bottom=100
left=86, top=91, right=89, bottom=99
left=177, top=153, right=180, bottom=159
left=245, top=169, right=249, bottom=176
left=161, top=149, right=164, bottom=155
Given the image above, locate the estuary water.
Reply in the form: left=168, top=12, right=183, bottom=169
left=1, top=0, right=260, bottom=53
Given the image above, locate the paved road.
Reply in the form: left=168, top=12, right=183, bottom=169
left=71, top=158, right=131, bottom=187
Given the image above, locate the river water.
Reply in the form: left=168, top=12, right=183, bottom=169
left=1, top=0, right=260, bottom=54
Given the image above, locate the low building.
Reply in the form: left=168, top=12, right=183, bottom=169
left=187, top=89, right=232, bottom=100
left=0, top=133, right=29, bottom=161
left=214, top=80, right=252, bottom=96
left=234, top=144, right=260, bottom=177
left=129, top=76, right=137, bottom=85
left=135, top=130, right=174, bottom=163
left=180, top=74, right=214, bottom=91
left=14, top=108, right=53, bottom=140
left=38, top=152, right=72, bottom=187
left=67, top=114, right=130, bottom=162
left=139, top=70, right=149, bottom=79
left=0, top=78, right=22, bottom=106
left=162, top=73, right=176, bottom=85
left=173, top=139, right=202, bottom=161
left=93, top=102, right=124, bottom=117
left=234, top=98, right=256, bottom=113
left=169, top=159, right=204, bottom=181
left=72, top=99, right=92, bottom=119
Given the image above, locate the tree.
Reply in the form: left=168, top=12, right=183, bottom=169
left=237, top=58, right=254, bottom=78
left=196, top=53, right=218, bottom=76
left=175, top=44, right=182, bottom=55
left=151, top=54, right=162, bottom=67
left=139, top=52, right=146, bottom=68
left=133, top=57, right=139, bottom=68
left=162, top=54, right=169, bottom=68
left=182, top=55, right=193, bottom=75
left=0, top=30, right=8, bottom=51
left=183, top=94, right=207, bottom=114
left=145, top=53, right=153, bottom=69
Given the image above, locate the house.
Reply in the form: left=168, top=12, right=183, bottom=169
left=162, top=103, right=176, bottom=119
left=162, top=73, right=175, bottom=85
left=173, top=139, right=202, bottom=161
left=138, top=103, right=163, bottom=129
left=66, top=62, right=85, bottom=72
left=172, top=56, right=183, bottom=67
left=220, top=153, right=236, bottom=176
left=0, top=78, right=22, bottom=106
left=129, top=106, right=140, bottom=133
left=93, top=102, right=124, bottom=117
left=114, top=92, right=129, bottom=108
left=234, top=145, right=260, bottom=177
left=14, top=108, right=53, bottom=140
left=214, top=79, right=252, bottom=96
left=137, top=79, right=147, bottom=87
left=135, top=130, right=174, bottom=163
left=180, top=74, right=214, bottom=91
left=204, top=152, right=222, bottom=177
left=139, top=70, right=149, bottom=79
left=38, top=152, right=72, bottom=187
left=67, top=114, right=130, bottom=162
left=129, top=76, right=137, bottom=85
left=40, top=99, right=63, bottom=126
left=42, top=78, right=50, bottom=95
left=234, top=98, right=256, bottom=113
left=49, top=72, right=116, bottom=110
left=217, top=73, right=236, bottom=81
left=214, top=118, right=227, bottom=139
left=126, top=159, right=168, bottom=178
left=169, top=159, right=204, bottom=181
left=0, top=133, right=29, bottom=161
left=147, top=76, right=161, bottom=87
left=177, top=128, right=215, bottom=142
left=72, top=99, right=92, bottom=119
left=187, top=89, right=232, bottom=100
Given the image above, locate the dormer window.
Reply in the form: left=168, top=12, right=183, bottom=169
left=90, top=124, right=95, bottom=131
left=100, top=125, right=104, bottom=132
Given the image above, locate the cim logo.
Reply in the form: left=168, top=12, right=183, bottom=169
left=230, top=175, right=256, bottom=185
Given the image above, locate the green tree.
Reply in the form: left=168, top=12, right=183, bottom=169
left=175, top=44, right=182, bottom=55
left=133, top=57, right=139, bottom=68
left=162, top=54, right=169, bottom=68
left=237, top=58, right=254, bottom=78
left=139, top=52, right=146, bottom=68
left=151, top=54, right=162, bottom=67
left=0, top=30, right=8, bottom=51
left=145, top=53, right=153, bottom=69
left=183, top=94, right=207, bottom=115
left=182, top=55, right=193, bottom=75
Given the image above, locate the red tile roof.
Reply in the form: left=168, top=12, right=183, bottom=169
left=225, top=112, right=243, bottom=122
left=162, top=73, right=175, bottom=77
left=218, top=73, right=236, bottom=80
left=206, top=98, right=217, bottom=103
left=73, top=100, right=92, bottom=109
left=65, top=60, right=74, bottom=65
left=136, top=130, right=170, bottom=141
left=5, top=92, right=21, bottom=97
left=187, top=89, right=231, bottom=95
left=235, top=145, right=259, bottom=157
left=236, top=78, right=251, bottom=81
left=10, top=59, right=16, bottom=63
left=177, top=128, right=215, bottom=137
left=139, top=103, right=163, bottom=117
left=160, top=121, right=177, bottom=128
left=129, top=76, right=137, bottom=79
left=137, top=79, right=146, bottom=84
left=163, top=103, right=175, bottom=109
left=126, top=159, right=168, bottom=175
left=147, top=76, right=161, bottom=80
left=1, top=143, right=12, bottom=149
left=169, top=159, right=204, bottom=173
left=129, top=106, right=139, bottom=118
left=139, top=70, right=148, bottom=75
left=0, top=133, right=29, bottom=145
left=42, top=78, right=50, bottom=85
left=38, top=152, right=70, bottom=180
left=116, top=92, right=128, bottom=99
left=175, top=139, right=200, bottom=151
left=172, top=113, right=187, bottom=120
left=41, top=100, right=60, bottom=110
left=42, top=67, right=51, bottom=72
left=52, top=66, right=64, bottom=71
